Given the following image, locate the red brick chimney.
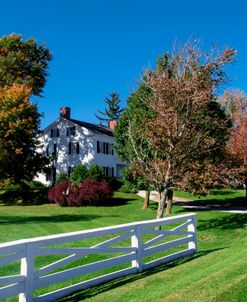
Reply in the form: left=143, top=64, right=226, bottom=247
left=108, top=120, right=117, bottom=130
left=60, top=107, right=71, bottom=119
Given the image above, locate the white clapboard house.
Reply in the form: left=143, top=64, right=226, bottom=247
left=36, top=107, right=125, bottom=185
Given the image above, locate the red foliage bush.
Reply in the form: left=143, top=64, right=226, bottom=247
left=80, top=179, right=113, bottom=205
left=48, top=179, right=113, bottom=206
left=48, top=180, right=72, bottom=206
left=66, top=186, right=83, bottom=207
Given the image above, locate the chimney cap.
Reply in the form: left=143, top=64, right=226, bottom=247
left=108, top=120, right=117, bottom=130
left=60, top=107, right=71, bottom=119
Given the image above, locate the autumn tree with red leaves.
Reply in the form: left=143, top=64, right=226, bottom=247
left=116, top=41, right=236, bottom=219
left=220, top=90, right=247, bottom=200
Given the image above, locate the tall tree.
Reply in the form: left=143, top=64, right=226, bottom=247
left=220, top=90, right=247, bottom=200
left=96, top=92, right=124, bottom=124
left=0, top=84, right=48, bottom=184
left=0, top=34, right=52, bottom=184
left=116, top=41, right=236, bottom=219
left=0, top=34, right=52, bottom=96
left=115, top=85, right=154, bottom=208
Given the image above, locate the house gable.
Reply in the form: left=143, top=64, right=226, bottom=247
left=36, top=107, right=124, bottom=184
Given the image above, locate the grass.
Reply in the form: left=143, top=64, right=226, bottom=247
left=174, top=189, right=246, bottom=204
left=0, top=188, right=246, bottom=301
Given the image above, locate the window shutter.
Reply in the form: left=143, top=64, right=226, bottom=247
left=106, top=143, right=109, bottom=154
left=76, top=142, right=80, bottom=154
left=72, top=127, right=76, bottom=135
left=66, top=129, right=69, bottom=136
left=103, top=142, right=106, bottom=154
left=112, top=167, right=114, bottom=177
left=97, top=141, right=100, bottom=153
left=54, top=144, right=57, bottom=156
left=50, top=129, right=53, bottom=138
left=112, top=144, right=114, bottom=155
left=46, top=146, right=49, bottom=156
left=68, top=142, right=71, bottom=154
left=56, top=129, right=60, bottom=137
left=52, top=165, right=56, bottom=183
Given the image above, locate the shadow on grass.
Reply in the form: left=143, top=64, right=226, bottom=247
left=209, top=190, right=239, bottom=196
left=0, top=213, right=115, bottom=225
left=175, top=197, right=247, bottom=207
left=0, top=187, right=50, bottom=206
left=100, top=197, right=136, bottom=207
left=0, top=188, right=136, bottom=207
left=197, top=213, right=247, bottom=231
left=57, top=247, right=225, bottom=302
left=149, top=201, right=158, bottom=211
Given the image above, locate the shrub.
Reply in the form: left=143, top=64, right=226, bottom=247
left=119, top=181, right=138, bottom=193
left=78, top=179, right=113, bottom=205
left=48, top=180, right=71, bottom=206
left=56, top=172, right=69, bottom=184
left=70, top=164, right=88, bottom=187
left=107, top=177, right=123, bottom=191
left=49, top=179, right=113, bottom=206
left=87, top=164, right=105, bottom=181
left=24, top=180, right=47, bottom=189
left=0, top=178, right=15, bottom=189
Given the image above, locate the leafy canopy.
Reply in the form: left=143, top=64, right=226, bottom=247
left=115, top=40, right=236, bottom=218
left=0, top=84, right=49, bottom=183
left=0, top=33, right=52, bottom=184
left=0, top=33, right=52, bottom=96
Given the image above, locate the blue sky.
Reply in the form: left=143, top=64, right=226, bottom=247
left=0, top=0, right=246, bottom=128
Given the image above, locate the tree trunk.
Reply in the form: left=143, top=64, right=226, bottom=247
left=156, top=175, right=173, bottom=220
left=156, top=190, right=168, bottom=219
left=142, top=191, right=150, bottom=209
left=245, top=178, right=247, bottom=204
left=165, top=188, right=173, bottom=215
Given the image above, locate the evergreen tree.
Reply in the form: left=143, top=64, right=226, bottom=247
left=96, top=92, right=124, bottom=124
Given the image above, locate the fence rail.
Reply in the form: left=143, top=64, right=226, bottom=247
left=0, top=213, right=197, bottom=302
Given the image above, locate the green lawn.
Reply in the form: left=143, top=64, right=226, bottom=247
left=0, top=189, right=246, bottom=302
left=174, top=189, right=246, bottom=205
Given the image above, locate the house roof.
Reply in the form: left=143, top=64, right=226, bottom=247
left=68, top=118, right=114, bottom=136
left=43, top=116, right=114, bottom=137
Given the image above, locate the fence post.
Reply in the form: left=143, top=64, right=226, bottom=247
left=131, top=225, right=143, bottom=272
left=187, top=215, right=197, bottom=253
left=19, top=243, right=34, bottom=302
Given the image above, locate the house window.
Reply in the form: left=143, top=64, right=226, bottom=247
left=67, top=126, right=76, bottom=136
left=103, top=166, right=114, bottom=177
left=108, top=143, right=114, bottom=155
left=50, top=129, right=59, bottom=138
left=97, top=141, right=103, bottom=153
left=68, top=142, right=80, bottom=154
left=97, top=141, right=114, bottom=155
left=46, top=145, right=49, bottom=156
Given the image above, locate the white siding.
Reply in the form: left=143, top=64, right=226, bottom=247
left=35, top=118, right=125, bottom=184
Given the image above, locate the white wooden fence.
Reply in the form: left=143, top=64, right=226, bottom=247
left=0, top=213, right=196, bottom=302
